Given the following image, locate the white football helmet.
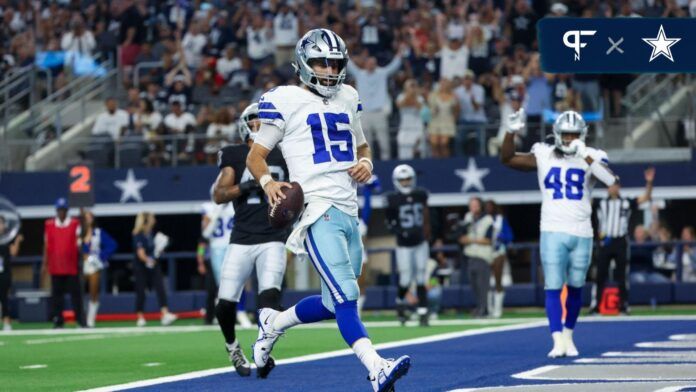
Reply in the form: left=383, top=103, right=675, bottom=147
left=552, top=110, right=587, bottom=155
left=294, top=28, right=348, bottom=98
left=392, top=164, right=416, bottom=194
left=238, top=103, right=259, bottom=142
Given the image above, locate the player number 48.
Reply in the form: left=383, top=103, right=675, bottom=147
left=544, top=167, right=585, bottom=200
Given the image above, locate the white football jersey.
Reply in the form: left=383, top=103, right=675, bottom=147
left=258, top=84, right=363, bottom=216
left=532, top=142, right=609, bottom=238
left=201, top=202, right=235, bottom=248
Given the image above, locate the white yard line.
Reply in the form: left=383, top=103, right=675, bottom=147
left=19, top=364, right=48, bottom=369
left=79, top=320, right=547, bottom=392
left=511, top=365, right=561, bottom=380
left=3, top=318, right=538, bottom=336
left=25, top=333, right=147, bottom=345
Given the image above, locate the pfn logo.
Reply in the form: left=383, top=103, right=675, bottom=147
left=563, top=30, right=596, bottom=61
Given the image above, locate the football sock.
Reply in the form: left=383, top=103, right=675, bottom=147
left=352, top=337, right=382, bottom=373
left=238, top=290, right=247, bottom=311
left=545, top=289, right=563, bottom=333
left=416, top=285, right=427, bottom=308
left=564, top=286, right=583, bottom=330
left=397, top=286, right=409, bottom=300
left=258, top=288, right=282, bottom=310
left=274, top=295, right=334, bottom=332
left=335, top=300, right=369, bottom=346
left=215, top=299, right=237, bottom=344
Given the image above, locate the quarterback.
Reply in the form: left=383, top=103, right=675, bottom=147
left=247, top=29, right=410, bottom=390
left=501, top=109, right=617, bottom=358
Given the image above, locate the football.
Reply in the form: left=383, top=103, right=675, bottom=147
left=268, top=182, right=304, bottom=229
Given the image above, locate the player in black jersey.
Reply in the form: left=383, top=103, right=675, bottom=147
left=385, top=164, right=431, bottom=326
left=211, top=103, right=290, bottom=377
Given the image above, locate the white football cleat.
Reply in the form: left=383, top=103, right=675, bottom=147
left=252, top=308, right=283, bottom=378
left=563, top=328, right=579, bottom=357
left=226, top=341, right=251, bottom=377
left=369, top=355, right=411, bottom=392
left=161, top=312, right=178, bottom=326
left=236, top=311, right=253, bottom=328
left=136, top=317, right=147, bottom=327
left=547, top=331, right=566, bottom=358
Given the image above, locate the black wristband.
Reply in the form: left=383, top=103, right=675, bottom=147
left=239, top=180, right=261, bottom=194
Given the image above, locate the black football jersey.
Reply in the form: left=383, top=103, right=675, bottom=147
left=385, top=188, right=429, bottom=246
left=217, top=144, right=290, bottom=245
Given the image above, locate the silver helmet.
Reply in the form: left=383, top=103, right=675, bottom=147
left=553, top=110, right=587, bottom=154
left=238, top=103, right=259, bottom=142
left=392, top=164, right=416, bottom=194
left=293, top=29, right=348, bottom=98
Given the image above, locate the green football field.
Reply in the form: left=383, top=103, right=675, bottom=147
left=1, top=307, right=693, bottom=391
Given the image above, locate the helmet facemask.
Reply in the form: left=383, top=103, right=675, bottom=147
left=295, top=29, right=348, bottom=98
left=552, top=111, right=588, bottom=155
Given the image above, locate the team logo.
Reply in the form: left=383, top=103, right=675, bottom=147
left=563, top=30, right=597, bottom=61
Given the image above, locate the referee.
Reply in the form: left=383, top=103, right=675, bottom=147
left=591, top=167, right=655, bottom=315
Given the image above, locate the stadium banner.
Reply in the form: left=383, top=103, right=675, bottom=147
left=538, top=18, right=696, bottom=73
left=1, top=156, right=695, bottom=217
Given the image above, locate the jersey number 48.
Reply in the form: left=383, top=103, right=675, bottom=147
left=544, top=167, right=585, bottom=200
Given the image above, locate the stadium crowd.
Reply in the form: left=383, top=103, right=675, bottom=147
left=3, top=0, right=696, bottom=165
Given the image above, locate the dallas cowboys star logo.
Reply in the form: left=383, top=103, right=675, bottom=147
left=114, top=169, right=148, bottom=203
left=455, top=158, right=490, bottom=192
left=642, top=25, right=681, bottom=63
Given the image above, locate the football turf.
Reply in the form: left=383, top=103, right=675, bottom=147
left=0, top=321, right=516, bottom=391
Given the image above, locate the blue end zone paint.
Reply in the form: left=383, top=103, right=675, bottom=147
left=130, top=320, right=696, bottom=392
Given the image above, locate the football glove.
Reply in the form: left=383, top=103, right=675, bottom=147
left=507, top=108, right=526, bottom=133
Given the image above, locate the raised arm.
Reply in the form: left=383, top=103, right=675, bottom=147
left=569, top=140, right=618, bottom=186
left=636, top=167, right=655, bottom=204
left=500, top=109, right=537, bottom=171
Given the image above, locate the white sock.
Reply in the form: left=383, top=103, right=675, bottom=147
left=226, top=339, right=239, bottom=350
left=352, top=337, right=382, bottom=373
left=357, top=295, right=366, bottom=312
left=272, top=306, right=302, bottom=332
left=416, top=307, right=428, bottom=315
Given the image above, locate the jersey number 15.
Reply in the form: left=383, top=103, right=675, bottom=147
left=544, top=167, right=585, bottom=200
left=308, top=113, right=354, bottom=164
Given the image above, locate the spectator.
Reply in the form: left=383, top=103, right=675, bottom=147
left=681, top=226, right=696, bottom=282
left=487, top=200, right=514, bottom=319
left=80, top=210, right=117, bottom=328
left=0, top=216, right=23, bottom=331
left=164, top=101, right=196, bottom=135
left=132, top=212, right=177, bottom=327
left=204, top=108, right=237, bottom=162
left=458, top=197, right=494, bottom=318
left=652, top=226, right=679, bottom=280
left=181, top=21, right=208, bottom=70
left=522, top=54, right=552, bottom=142
left=239, top=12, right=273, bottom=67
left=61, top=17, right=96, bottom=57
left=272, top=2, right=299, bottom=67
left=441, top=36, right=470, bottom=81
left=118, top=0, right=147, bottom=67
left=164, top=61, right=193, bottom=108
left=359, top=10, right=392, bottom=60
left=347, top=46, right=405, bottom=160
left=427, top=78, right=459, bottom=158
left=454, top=69, right=487, bottom=156
left=214, top=44, right=242, bottom=91
left=92, top=98, right=129, bottom=141
left=629, top=225, right=667, bottom=283
left=489, top=78, right=527, bottom=155
left=396, top=79, right=426, bottom=159
left=506, top=0, right=538, bottom=49
left=133, top=98, right=163, bottom=137
left=466, top=17, right=494, bottom=76
left=209, top=10, right=235, bottom=57
left=42, top=198, right=84, bottom=328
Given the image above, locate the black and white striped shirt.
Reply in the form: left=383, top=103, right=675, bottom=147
left=596, top=197, right=637, bottom=238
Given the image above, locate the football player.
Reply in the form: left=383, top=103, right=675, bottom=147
left=247, top=29, right=411, bottom=391
left=211, top=103, right=290, bottom=377
left=385, top=164, right=431, bottom=326
left=501, top=109, right=617, bottom=358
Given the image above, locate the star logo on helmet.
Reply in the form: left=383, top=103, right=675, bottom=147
left=301, top=37, right=316, bottom=50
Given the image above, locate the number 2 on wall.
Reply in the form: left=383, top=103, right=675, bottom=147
left=307, top=113, right=353, bottom=164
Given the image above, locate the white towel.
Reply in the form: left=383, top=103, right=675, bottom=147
left=285, top=201, right=332, bottom=255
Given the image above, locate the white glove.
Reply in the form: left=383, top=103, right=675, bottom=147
left=507, top=108, right=526, bottom=133
left=569, top=139, right=588, bottom=159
